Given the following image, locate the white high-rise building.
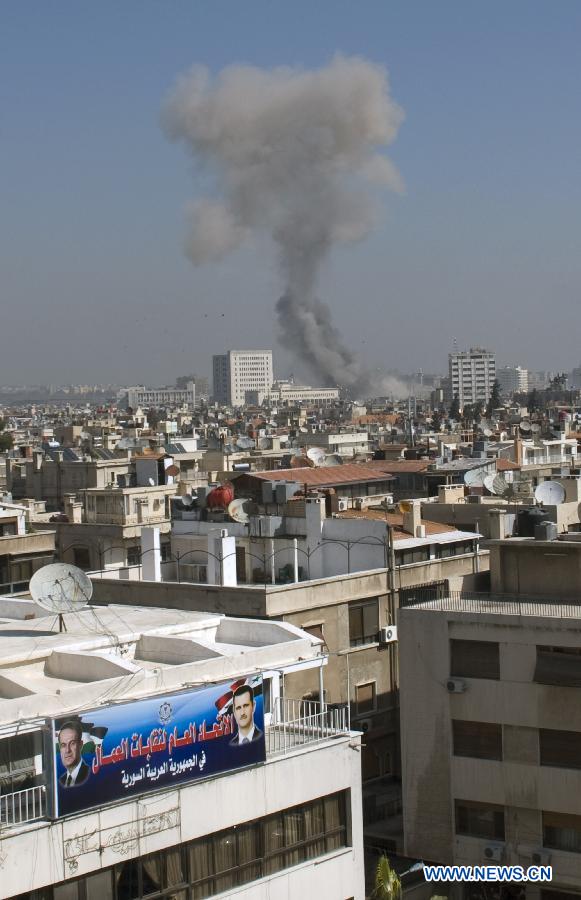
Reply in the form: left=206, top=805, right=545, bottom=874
left=449, top=348, right=496, bottom=408
left=213, top=350, right=274, bottom=406
left=497, top=365, right=529, bottom=396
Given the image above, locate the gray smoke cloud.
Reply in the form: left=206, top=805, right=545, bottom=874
left=163, top=55, right=405, bottom=397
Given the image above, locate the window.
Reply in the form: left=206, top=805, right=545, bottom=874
left=450, top=639, right=500, bottom=680
left=535, top=646, right=581, bottom=687
left=302, top=623, right=325, bottom=643
left=540, top=729, right=581, bottom=770
left=395, top=547, right=430, bottom=566
left=455, top=799, right=505, bottom=840
left=452, top=720, right=502, bottom=761
left=127, top=546, right=141, bottom=567
left=349, top=599, right=379, bottom=647
left=356, top=682, right=376, bottom=715
left=543, top=811, right=581, bottom=854
left=46, top=792, right=349, bottom=900
left=0, top=731, right=40, bottom=793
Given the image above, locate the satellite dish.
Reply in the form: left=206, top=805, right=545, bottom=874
left=148, top=477, right=155, bottom=486
left=484, top=474, right=508, bottom=495
left=483, top=474, right=497, bottom=494
left=306, top=447, right=326, bottom=467
left=258, top=437, right=270, bottom=450
left=323, top=454, right=343, bottom=467
left=535, top=481, right=566, bottom=505
left=399, top=500, right=412, bottom=514
left=299, top=427, right=309, bottom=433
left=236, top=437, right=255, bottom=450
left=482, top=428, right=492, bottom=438
left=29, top=563, right=92, bottom=615
left=165, top=464, right=179, bottom=477
left=531, top=423, right=541, bottom=433
left=228, top=498, right=252, bottom=524
left=519, top=421, right=532, bottom=434
left=181, top=493, right=195, bottom=507
left=464, top=468, right=487, bottom=487
left=492, top=475, right=508, bottom=496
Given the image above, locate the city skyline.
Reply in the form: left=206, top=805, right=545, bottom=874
left=3, top=2, right=581, bottom=384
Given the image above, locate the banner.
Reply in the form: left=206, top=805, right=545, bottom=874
left=52, top=674, right=265, bottom=817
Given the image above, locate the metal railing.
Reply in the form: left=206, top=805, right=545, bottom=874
left=266, top=697, right=349, bottom=756
left=400, top=589, right=581, bottom=619
left=0, top=784, right=47, bottom=827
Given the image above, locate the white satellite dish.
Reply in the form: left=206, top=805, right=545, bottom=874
left=534, top=481, right=566, bottom=506
left=484, top=474, right=508, bottom=496
left=299, top=426, right=309, bottom=433
left=464, top=468, right=486, bottom=487
left=29, top=563, right=92, bottom=618
left=306, top=447, right=326, bottom=467
left=228, top=498, right=252, bottom=524
left=181, top=493, right=195, bottom=507
left=519, top=421, right=532, bottom=434
left=148, top=477, right=155, bottom=486
left=482, top=428, right=493, bottom=438
left=236, top=437, right=255, bottom=450
left=258, top=437, right=270, bottom=450
left=483, top=474, right=497, bottom=494
left=531, top=423, right=541, bottom=433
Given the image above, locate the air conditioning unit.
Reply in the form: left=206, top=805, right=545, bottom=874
left=446, top=678, right=466, bottom=693
left=355, top=718, right=373, bottom=734
left=379, top=625, right=398, bottom=644
left=483, top=844, right=505, bottom=862
left=531, top=849, right=551, bottom=866
left=337, top=498, right=349, bottom=512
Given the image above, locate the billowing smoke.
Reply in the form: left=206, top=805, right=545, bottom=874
left=163, top=55, right=405, bottom=397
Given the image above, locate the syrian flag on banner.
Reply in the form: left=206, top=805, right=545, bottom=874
left=214, top=674, right=263, bottom=719
left=54, top=716, right=108, bottom=755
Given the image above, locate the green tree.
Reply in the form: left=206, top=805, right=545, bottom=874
left=527, top=388, right=541, bottom=412
left=486, top=380, right=501, bottom=418
left=0, top=432, right=12, bottom=451
left=448, top=395, right=460, bottom=420
left=373, top=855, right=401, bottom=900
left=431, top=410, right=443, bottom=432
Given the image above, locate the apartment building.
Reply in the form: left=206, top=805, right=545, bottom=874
left=212, top=351, right=273, bottom=407
left=0, top=602, right=363, bottom=899
left=0, top=500, right=55, bottom=594
left=449, top=348, right=496, bottom=409
left=126, top=382, right=197, bottom=410
left=497, top=365, right=529, bottom=397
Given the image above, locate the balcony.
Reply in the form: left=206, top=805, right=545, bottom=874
left=0, top=784, right=47, bottom=827
left=266, top=698, right=349, bottom=756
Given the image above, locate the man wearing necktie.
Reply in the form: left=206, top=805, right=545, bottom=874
left=58, top=720, right=90, bottom=788
left=229, top=685, right=263, bottom=747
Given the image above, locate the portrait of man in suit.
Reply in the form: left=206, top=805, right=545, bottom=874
left=58, top=720, right=90, bottom=787
left=229, top=684, right=263, bottom=746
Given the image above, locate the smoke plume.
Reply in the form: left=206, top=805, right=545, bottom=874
left=163, top=56, right=405, bottom=397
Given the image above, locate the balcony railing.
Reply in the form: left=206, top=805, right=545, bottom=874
left=266, top=697, right=349, bottom=757
left=0, top=784, right=47, bottom=827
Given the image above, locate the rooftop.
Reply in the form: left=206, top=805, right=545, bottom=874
left=242, top=464, right=395, bottom=486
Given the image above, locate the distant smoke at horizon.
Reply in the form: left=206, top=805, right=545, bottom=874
left=163, top=55, right=406, bottom=398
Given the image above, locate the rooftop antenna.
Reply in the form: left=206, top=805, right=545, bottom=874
left=29, top=563, right=92, bottom=633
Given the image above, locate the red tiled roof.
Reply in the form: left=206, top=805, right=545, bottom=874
left=246, top=464, right=395, bottom=486
left=364, top=459, right=431, bottom=473
left=335, top=508, right=456, bottom=538
left=496, top=458, right=521, bottom=471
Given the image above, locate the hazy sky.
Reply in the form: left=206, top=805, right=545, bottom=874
left=2, top=1, right=581, bottom=386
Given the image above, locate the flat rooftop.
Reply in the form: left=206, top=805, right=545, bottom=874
left=0, top=601, right=322, bottom=726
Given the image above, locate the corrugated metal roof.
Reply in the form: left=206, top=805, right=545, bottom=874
left=247, top=464, right=394, bottom=486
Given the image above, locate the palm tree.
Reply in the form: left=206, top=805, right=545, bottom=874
left=373, top=854, right=401, bottom=900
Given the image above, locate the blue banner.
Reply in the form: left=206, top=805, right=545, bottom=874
left=52, top=674, right=265, bottom=817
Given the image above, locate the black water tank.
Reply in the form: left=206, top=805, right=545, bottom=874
left=517, top=506, right=546, bottom=537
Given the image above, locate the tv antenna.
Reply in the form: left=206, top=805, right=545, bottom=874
left=29, top=563, right=92, bottom=632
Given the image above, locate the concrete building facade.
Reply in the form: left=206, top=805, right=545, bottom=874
left=212, top=351, right=273, bottom=407
left=449, top=348, right=496, bottom=409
